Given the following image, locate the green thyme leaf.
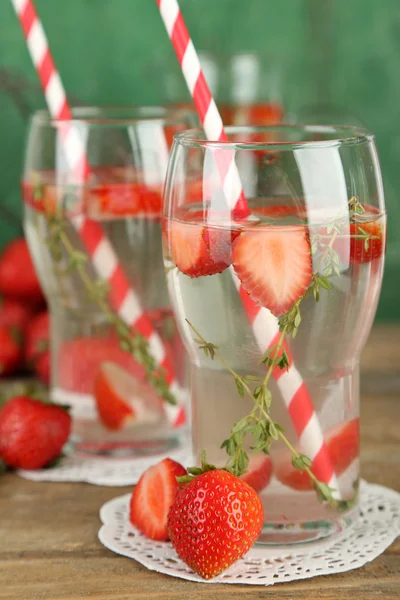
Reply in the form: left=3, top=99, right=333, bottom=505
left=235, top=377, right=245, bottom=398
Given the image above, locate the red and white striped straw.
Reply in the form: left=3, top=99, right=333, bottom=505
left=12, top=0, right=185, bottom=426
left=157, top=0, right=339, bottom=491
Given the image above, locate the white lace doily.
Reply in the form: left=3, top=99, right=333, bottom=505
left=98, top=480, right=400, bottom=585
left=17, top=437, right=193, bottom=486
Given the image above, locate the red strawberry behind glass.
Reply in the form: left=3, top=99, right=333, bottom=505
left=0, top=325, right=23, bottom=376
left=0, top=238, right=44, bottom=307
left=26, top=311, right=50, bottom=384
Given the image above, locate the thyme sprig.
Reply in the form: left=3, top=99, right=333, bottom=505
left=187, top=319, right=358, bottom=510
left=36, top=186, right=176, bottom=406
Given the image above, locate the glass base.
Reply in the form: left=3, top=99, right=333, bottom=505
left=256, top=506, right=358, bottom=546
left=72, top=435, right=181, bottom=458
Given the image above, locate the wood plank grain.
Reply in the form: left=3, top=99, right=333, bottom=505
left=0, top=554, right=399, bottom=600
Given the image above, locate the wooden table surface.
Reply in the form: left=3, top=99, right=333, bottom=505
left=0, top=325, right=399, bottom=600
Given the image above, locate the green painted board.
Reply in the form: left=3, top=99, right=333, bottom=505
left=0, top=0, right=398, bottom=319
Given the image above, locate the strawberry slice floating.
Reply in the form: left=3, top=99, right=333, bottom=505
left=232, top=225, right=313, bottom=316
left=168, top=211, right=241, bottom=278
left=347, top=221, right=385, bottom=264
left=94, top=362, right=164, bottom=431
left=130, top=457, right=187, bottom=541
left=240, top=453, right=273, bottom=492
left=86, top=182, right=162, bottom=219
left=273, top=418, right=360, bottom=491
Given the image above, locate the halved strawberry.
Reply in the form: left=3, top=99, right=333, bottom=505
left=240, top=453, right=273, bottom=492
left=274, top=418, right=360, bottom=491
left=168, top=212, right=241, bottom=278
left=232, top=225, right=313, bottom=316
left=347, top=221, right=385, bottom=264
left=22, top=181, right=59, bottom=215
left=130, top=457, right=187, bottom=541
left=325, top=418, right=360, bottom=476
left=86, top=182, right=162, bottom=219
left=94, top=362, right=164, bottom=431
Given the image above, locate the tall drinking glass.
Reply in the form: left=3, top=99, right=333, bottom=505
left=163, top=125, right=386, bottom=543
left=22, top=106, right=196, bottom=456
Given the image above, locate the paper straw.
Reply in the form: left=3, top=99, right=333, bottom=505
left=157, top=0, right=339, bottom=491
left=12, top=0, right=185, bottom=426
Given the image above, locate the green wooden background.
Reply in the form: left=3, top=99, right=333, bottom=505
left=0, top=0, right=399, bottom=319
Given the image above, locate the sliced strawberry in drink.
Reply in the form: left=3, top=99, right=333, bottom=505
left=347, top=221, right=385, bottom=264
left=22, top=182, right=56, bottom=215
left=58, top=337, right=145, bottom=395
left=168, top=211, right=241, bottom=278
left=253, top=205, right=307, bottom=220
left=273, top=418, right=360, bottom=491
left=232, top=225, right=313, bottom=316
left=86, top=182, right=162, bottom=219
left=325, top=418, right=360, bottom=476
left=130, top=457, right=187, bottom=540
left=240, top=453, right=273, bottom=492
left=94, top=362, right=164, bottom=431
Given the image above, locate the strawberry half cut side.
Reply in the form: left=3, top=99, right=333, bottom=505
left=232, top=225, right=313, bottom=316
left=168, top=209, right=242, bottom=278
left=240, top=453, right=273, bottom=492
left=129, top=457, right=187, bottom=541
left=94, top=362, right=164, bottom=431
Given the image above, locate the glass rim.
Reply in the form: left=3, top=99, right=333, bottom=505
left=30, top=105, right=197, bottom=127
left=174, top=124, right=375, bottom=150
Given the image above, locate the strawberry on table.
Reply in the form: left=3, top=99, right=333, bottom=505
left=0, top=325, right=23, bottom=376
left=0, top=395, right=71, bottom=470
left=232, top=225, right=313, bottom=316
left=130, top=458, right=187, bottom=541
left=274, top=418, right=360, bottom=491
left=0, top=298, right=33, bottom=331
left=240, top=453, right=273, bottom=493
left=168, top=467, right=263, bottom=579
left=26, top=311, right=50, bottom=384
left=0, top=238, right=44, bottom=305
left=94, top=362, right=164, bottom=431
left=34, top=352, right=50, bottom=386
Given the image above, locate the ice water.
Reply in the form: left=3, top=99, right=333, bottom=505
left=165, top=201, right=385, bottom=541
left=23, top=168, right=187, bottom=454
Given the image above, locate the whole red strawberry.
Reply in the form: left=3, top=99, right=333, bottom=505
left=0, top=325, right=23, bottom=376
left=0, top=297, right=33, bottom=331
left=0, top=395, right=71, bottom=469
left=0, top=238, right=44, bottom=305
left=26, top=311, right=50, bottom=384
left=168, top=469, right=264, bottom=579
